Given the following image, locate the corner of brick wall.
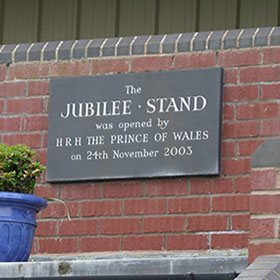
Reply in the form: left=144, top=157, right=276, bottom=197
left=0, top=27, right=280, bottom=256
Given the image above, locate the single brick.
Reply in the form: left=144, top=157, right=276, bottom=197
left=236, top=103, right=279, bottom=120
left=262, top=83, right=280, bottom=99
left=131, top=56, right=173, bottom=72
left=223, top=29, right=240, bottom=49
left=0, top=44, right=17, bottom=64
left=124, top=199, right=165, bottom=215
left=103, top=181, right=142, bottom=198
left=34, top=185, right=58, bottom=198
left=13, top=63, right=50, bottom=79
left=92, top=58, right=129, bottom=74
left=211, top=233, right=248, bottom=249
left=251, top=195, right=280, bottom=214
left=57, top=41, right=75, bottom=60
left=239, top=28, right=256, bottom=48
left=255, top=27, right=272, bottom=46
left=177, top=33, right=194, bottom=52
left=28, top=42, right=47, bottom=61
left=43, top=41, right=61, bottom=61
left=36, top=221, right=57, bottom=237
left=87, top=38, right=105, bottom=58
left=73, top=39, right=91, bottom=59
left=232, top=214, right=250, bottom=230
left=28, top=81, right=49, bottom=96
left=270, top=26, right=280, bottom=45
left=3, top=133, right=42, bottom=148
left=131, top=35, right=150, bottom=55
left=173, top=52, right=215, bottom=69
left=223, top=104, right=235, bottom=120
left=221, top=141, right=235, bottom=157
left=0, top=81, right=26, bottom=97
left=49, top=60, right=90, bottom=77
left=235, top=177, right=251, bottom=194
left=261, top=119, right=280, bottom=136
left=117, top=36, right=134, bottom=56
left=80, top=200, right=122, bottom=217
left=80, top=237, right=120, bottom=252
left=14, top=43, right=31, bottom=62
left=238, top=139, right=263, bottom=156
left=23, top=115, right=48, bottom=131
left=162, top=33, right=180, bottom=53
left=102, top=38, right=119, bottom=57
left=224, top=85, right=259, bottom=102
left=143, top=216, right=185, bottom=233
left=60, top=183, right=101, bottom=200
left=7, top=98, right=44, bottom=114
left=38, top=238, right=78, bottom=254
left=147, top=35, right=164, bottom=54
left=250, top=218, right=275, bottom=239
left=263, top=47, right=280, bottom=64
left=100, top=218, right=141, bottom=235
left=188, top=215, right=228, bottom=232
left=58, top=219, right=98, bottom=236
left=123, top=236, right=164, bottom=250
left=212, top=195, right=249, bottom=212
left=224, top=68, right=238, bottom=84
left=39, top=201, right=79, bottom=219
left=144, top=178, right=187, bottom=196
left=218, top=49, right=261, bottom=67
left=190, top=178, right=213, bottom=193
left=209, top=30, right=226, bottom=50
left=223, top=121, right=259, bottom=139
left=0, top=64, right=6, bottom=81
left=190, top=178, right=233, bottom=194
left=0, top=117, right=21, bottom=131
left=193, top=31, right=211, bottom=51
left=167, top=234, right=208, bottom=250
left=168, top=197, right=210, bottom=214
left=251, top=169, right=277, bottom=190
left=222, top=158, right=251, bottom=175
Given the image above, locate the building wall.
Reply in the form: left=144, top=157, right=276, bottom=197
left=0, top=0, right=280, bottom=44
left=0, top=27, right=279, bottom=260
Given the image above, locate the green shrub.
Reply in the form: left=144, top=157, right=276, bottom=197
left=0, top=144, right=45, bottom=194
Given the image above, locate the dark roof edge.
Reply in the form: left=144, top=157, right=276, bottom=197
left=0, top=27, right=279, bottom=64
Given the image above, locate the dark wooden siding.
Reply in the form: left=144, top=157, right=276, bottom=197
left=0, top=0, right=279, bottom=44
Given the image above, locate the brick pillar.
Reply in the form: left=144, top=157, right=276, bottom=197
left=249, top=139, right=280, bottom=263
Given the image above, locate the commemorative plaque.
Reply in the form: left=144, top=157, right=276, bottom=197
left=47, top=68, right=223, bottom=182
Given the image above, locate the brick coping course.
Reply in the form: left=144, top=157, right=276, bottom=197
left=0, top=27, right=279, bottom=64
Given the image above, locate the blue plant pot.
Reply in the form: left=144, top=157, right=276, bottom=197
left=0, top=192, right=47, bottom=262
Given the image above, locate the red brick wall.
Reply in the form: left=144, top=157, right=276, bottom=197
left=0, top=45, right=279, bottom=255
left=249, top=167, right=280, bottom=262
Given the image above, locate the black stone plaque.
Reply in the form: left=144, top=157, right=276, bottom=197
left=47, top=68, right=223, bottom=182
